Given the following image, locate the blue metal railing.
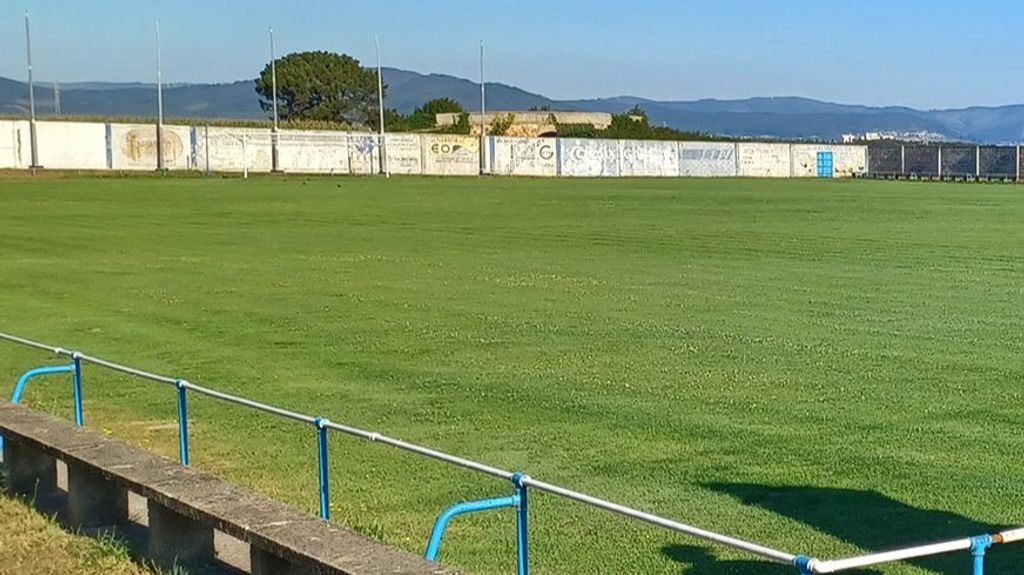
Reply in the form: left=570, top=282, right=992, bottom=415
left=314, top=417, right=330, bottom=520
left=424, top=494, right=519, bottom=562
left=0, top=361, right=80, bottom=451
left=174, top=379, right=190, bottom=466
left=1, top=331, right=1020, bottom=574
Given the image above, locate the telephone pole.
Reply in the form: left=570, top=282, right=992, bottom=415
left=270, top=27, right=280, bottom=172
left=25, top=11, right=41, bottom=169
left=155, top=20, right=165, bottom=171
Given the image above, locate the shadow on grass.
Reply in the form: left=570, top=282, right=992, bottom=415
left=661, top=484, right=1023, bottom=575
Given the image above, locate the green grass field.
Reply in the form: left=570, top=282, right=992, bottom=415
left=2, top=174, right=1023, bottom=575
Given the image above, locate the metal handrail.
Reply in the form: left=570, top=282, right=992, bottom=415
left=2, top=331, right=1020, bottom=575
left=0, top=333, right=790, bottom=563
left=180, top=380, right=316, bottom=424
left=521, top=476, right=796, bottom=563
left=321, top=419, right=514, bottom=481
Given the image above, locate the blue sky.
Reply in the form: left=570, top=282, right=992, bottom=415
left=0, top=0, right=1020, bottom=110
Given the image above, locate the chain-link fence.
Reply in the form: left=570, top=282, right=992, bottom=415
left=980, top=146, right=1018, bottom=179
left=868, top=143, right=1022, bottom=181
left=867, top=146, right=902, bottom=176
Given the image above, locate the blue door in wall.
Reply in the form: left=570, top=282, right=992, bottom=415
left=817, top=151, right=834, bottom=178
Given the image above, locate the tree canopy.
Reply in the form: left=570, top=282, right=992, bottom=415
left=374, top=98, right=468, bottom=132
left=255, top=51, right=382, bottom=125
left=550, top=105, right=716, bottom=141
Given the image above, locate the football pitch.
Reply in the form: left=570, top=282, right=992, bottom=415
left=1, top=174, right=1023, bottom=575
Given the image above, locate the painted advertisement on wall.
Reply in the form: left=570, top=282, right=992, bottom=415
left=348, top=134, right=381, bottom=175
left=384, top=133, right=422, bottom=175
left=110, top=124, right=192, bottom=170
left=421, top=135, right=480, bottom=176
left=738, top=143, right=791, bottom=177
left=558, top=138, right=619, bottom=177
left=619, top=140, right=679, bottom=177
left=196, top=127, right=272, bottom=173
left=490, top=136, right=557, bottom=176
left=679, top=142, right=737, bottom=177
left=277, top=131, right=349, bottom=174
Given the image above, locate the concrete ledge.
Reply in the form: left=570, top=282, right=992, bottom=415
left=0, top=401, right=458, bottom=575
left=251, top=545, right=313, bottom=575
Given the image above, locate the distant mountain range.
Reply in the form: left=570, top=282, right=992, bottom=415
left=3, top=69, right=1024, bottom=143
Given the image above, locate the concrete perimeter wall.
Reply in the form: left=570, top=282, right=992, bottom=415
left=791, top=144, right=867, bottom=177
left=679, top=142, right=737, bottom=177
left=386, top=133, right=422, bottom=175
left=738, top=143, right=791, bottom=177
left=491, top=136, right=558, bottom=176
left=559, top=138, right=619, bottom=177
left=0, top=120, right=27, bottom=169
left=197, top=127, right=272, bottom=173
left=111, top=124, right=194, bottom=170
left=276, top=130, right=349, bottom=174
left=36, top=121, right=108, bottom=170
left=10, top=119, right=869, bottom=178
left=422, top=135, right=480, bottom=176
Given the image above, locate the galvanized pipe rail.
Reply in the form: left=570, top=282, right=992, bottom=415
left=803, top=528, right=1024, bottom=574
left=1, top=332, right=1019, bottom=575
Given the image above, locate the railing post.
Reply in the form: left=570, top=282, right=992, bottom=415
left=971, top=535, right=992, bottom=575
left=512, top=472, right=529, bottom=575
left=176, top=379, right=190, bottom=466
left=71, top=352, right=84, bottom=426
left=314, top=417, right=330, bottom=520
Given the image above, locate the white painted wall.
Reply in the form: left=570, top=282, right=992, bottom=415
left=620, top=140, right=679, bottom=177
left=422, top=134, right=480, bottom=176
left=679, top=142, right=737, bottom=177
left=277, top=130, right=349, bottom=174
left=35, top=121, right=107, bottom=170
left=559, top=138, right=619, bottom=177
left=348, top=134, right=381, bottom=175
left=3, top=120, right=876, bottom=180
left=196, top=127, right=272, bottom=173
left=491, top=136, right=557, bottom=176
left=110, top=124, right=193, bottom=170
left=738, top=143, right=791, bottom=177
left=0, top=121, right=27, bottom=169
left=385, top=133, right=422, bottom=175
left=791, top=144, right=868, bottom=177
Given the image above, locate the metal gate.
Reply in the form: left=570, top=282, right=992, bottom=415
left=817, top=151, right=834, bottom=178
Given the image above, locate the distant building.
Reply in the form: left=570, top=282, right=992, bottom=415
left=842, top=133, right=856, bottom=143
left=435, top=110, right=613, bottom=137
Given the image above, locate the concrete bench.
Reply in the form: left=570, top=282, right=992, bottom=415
left=0, top=401, right=457, bottom=575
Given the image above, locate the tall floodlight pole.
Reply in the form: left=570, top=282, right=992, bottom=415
left=270, top=27, right=280, bottom=172
left=155, top=20, right=165, bottom=171
left=375, top=34, right=388, bottom=177
left=25, top=11, right=40, bottom=169
left=480, top=40, right=486, bottom=175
